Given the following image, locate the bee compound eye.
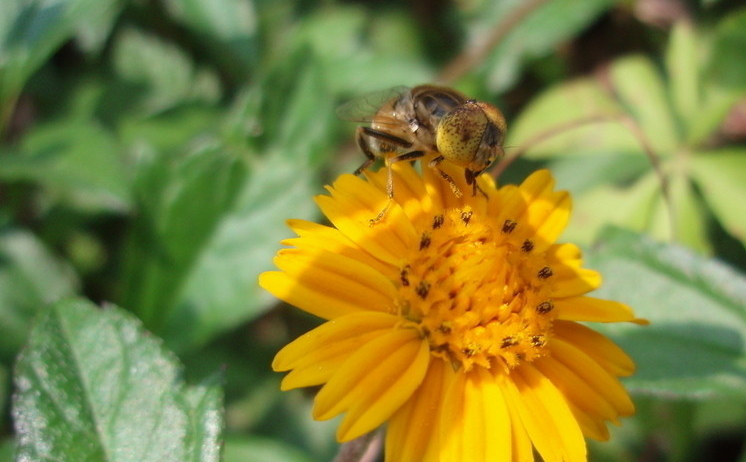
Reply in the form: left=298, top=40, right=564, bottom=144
left=436, top=106, right=487, bottom=167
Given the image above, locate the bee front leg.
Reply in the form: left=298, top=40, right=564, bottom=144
left=428, top=155, right=463, bottom=198
left=465, top=169, right=488, bottom=198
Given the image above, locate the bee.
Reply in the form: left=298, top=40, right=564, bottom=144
left=338, top=85, right=507, bottom=221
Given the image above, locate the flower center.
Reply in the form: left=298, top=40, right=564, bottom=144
left=397, top=206, right=557, bottom=372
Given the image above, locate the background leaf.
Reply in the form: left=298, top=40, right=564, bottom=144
left=111, top=27, right=221, bottom=117
left=0, top=119, right=130, bottom=212
left=13, top=298, right=223, bottom=462
left=162, top=0, right=258, bottom=80
left=609, top=55, right=680, bottom=155
left=588, top=227, right=746, bottom=398
left=121, top=145, right=246, bottom=332
left=223, top=436, right=316, bottom=462
left=122, top=59, right=334, bottom=352
left=506, top=78, right=639, bottom=160
left=690, top=150, right=746, bottom=250
left=694, top=7, right=746, bottom=144
left=467, top=0, right=619, bottom=92
left=0, top=0, right=120, bottom=111
left=0, top=229, right=78, bottom=361
left=666, top=21, right=700, bottom=134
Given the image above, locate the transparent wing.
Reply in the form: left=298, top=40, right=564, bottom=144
left=336, top=86, right=411, bottom=124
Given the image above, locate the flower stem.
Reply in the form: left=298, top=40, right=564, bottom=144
left=332, top=431, right=382, bottom=462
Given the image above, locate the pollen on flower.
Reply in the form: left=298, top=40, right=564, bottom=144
left=396, top=205, right=557, bottom=372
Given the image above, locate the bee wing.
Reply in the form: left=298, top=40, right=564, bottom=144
left=336, top=86, right=411, bottom=124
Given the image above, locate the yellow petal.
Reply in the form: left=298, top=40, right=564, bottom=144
left=335, top=335, right=430, bottom=442
left=546, top=242, right=583, bottom=266
left=440, top=368, right=512, bottom=462
left=285, top=219, right=397, bottom=279
left=520, top=169, right=555, bottom=198
left=315, top=195, right=398, bottom=265
left=555, top=296, right=647, bottom=324
left=365, top=162, right=432, bottom=227
left=490, top=183, right=525, bottom=227
left=511, top=171, right=571, bottom=252
left=503, top=364, right=587, bottom=462
left=274, top=247, right=398, bottom=310
left=502, top=378, right=534, bottom=462
left=526, top=191, right=571, bottom=251
left=273, top=312, right=400, bottom=388
left=534, top=356, right=618, bottom=424
left=550, top=338, right=635, bottom=418
left=423, top=159, right=462, bottom=211
left=385, top=360, right=451, bottom=462
left=262, top=248, right=398, bottom=320
left=567, top=402, right=611, bottom=441
left=554, top=321, right=636, bottom=377
left=544, top=244, right=602, bottom=297
left=260, top=271, right=361, bottom=319
left=325, top=173, right=418, bottom=253
left=312, top=328, right=429, bottom=441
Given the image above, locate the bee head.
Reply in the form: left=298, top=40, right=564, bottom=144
left=435, top=101, right=506, bottom=171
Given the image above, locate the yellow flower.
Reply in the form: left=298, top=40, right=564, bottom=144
left=260, top=161, right=646, bottom=461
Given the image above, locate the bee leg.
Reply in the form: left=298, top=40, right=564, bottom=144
left=354, top=131, right=377, bottom=175
left=370, top=150, right=425, bottom=226
left=465, top=169, right=489, bottom=198
left=369, top=200, right=392, bottom=225
left=385, top=151, right=424, bottom=198
left=428, top=155, right=463, bottom=198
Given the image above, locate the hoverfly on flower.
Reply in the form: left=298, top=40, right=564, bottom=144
left=338, top=85, right=507, bottom=221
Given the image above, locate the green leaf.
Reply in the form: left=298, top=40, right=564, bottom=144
left=0, top=0, right=120, bottom=110
left=118, top=105, right=223, bottom=156
left=111, top=27, right=221, bottom=116
left=666, top=21, right=700, bottom=134
left=121, top=146, right=247, bottom=331
left=548, top=151, right=650, bottom=194
left=0, top=0, right=75, bottom=107
left=0, top=119, right=130, bottom=212
left=0, top=438, right=13, bottom=462
left=469, top=0, right=617, bottom=92
left=120, top=62, right=334, bottom=351
left=71, top=0, right=123, bottom=53
left=562, top=170, right=660, bottom=245
left=0, top=229, right=78, bottom=360
left=506, top=78, right=639, bottom=159
left=608, top=55, right=680, bottom=155
left=162, top=0, right=258, bottom=78
left=0, top=364, right=7, bottom=418
left=182, top=377, right=223, bottom=462
left=159, top=149, right=319, bottom=352
left=289, top=6, right=432, bottom=94
left=646, top=170, right=710, bottom=253
left=13, top=298, right=223, bottom=462
left=690, top=149, right=746, bottom=249
left=694, top=8, right=746, bottom=145
left=223, top=437, right=315, bottom=462
left=587, top=227, right=746, bottom=398
left=706, top=7, right=746, bottom=93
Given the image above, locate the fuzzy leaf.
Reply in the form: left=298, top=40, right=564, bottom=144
left=12, top=299, right=223, bottom=462
left=588, top=227, right=746, bottom=398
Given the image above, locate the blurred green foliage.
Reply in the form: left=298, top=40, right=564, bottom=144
left=1, top=0, right=746, bottom=461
